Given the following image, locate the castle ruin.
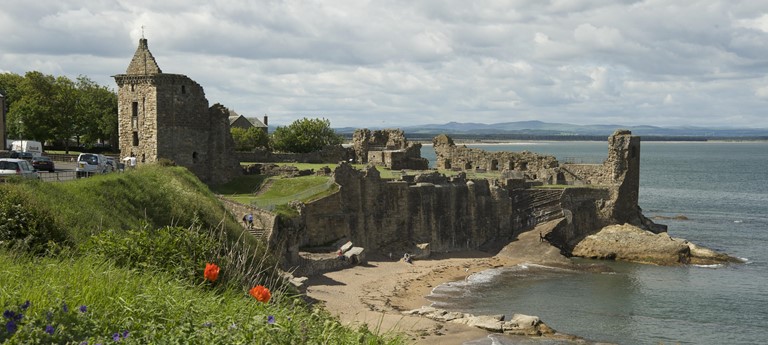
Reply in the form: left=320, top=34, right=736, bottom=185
left=351, top=128, right=429, bottom=170
left=113, top=38, right=241, bottom=184
left=260, top=130, right=663, bottom=273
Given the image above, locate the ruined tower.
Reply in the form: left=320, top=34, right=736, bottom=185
left=0, top=92, right=6, bottom=150
left=113, top=38, right=241, bottom=183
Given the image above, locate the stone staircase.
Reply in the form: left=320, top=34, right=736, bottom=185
left=519, top=189, right=565, bottom=227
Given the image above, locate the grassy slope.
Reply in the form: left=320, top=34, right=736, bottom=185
left=0, top=165, right=401, bottom=344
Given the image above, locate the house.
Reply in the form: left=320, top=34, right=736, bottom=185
left=229, top=111, right=269, bottom=134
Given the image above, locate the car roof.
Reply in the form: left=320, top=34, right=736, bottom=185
left=0, top=158, right=28, bottom=163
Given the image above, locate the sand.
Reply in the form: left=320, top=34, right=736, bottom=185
left=305, top=226, right=571, bottom=344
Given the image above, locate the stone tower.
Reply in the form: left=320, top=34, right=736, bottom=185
left=113, top=38, right=241, bottom=184
left=605, top=129, right=641, bottom=222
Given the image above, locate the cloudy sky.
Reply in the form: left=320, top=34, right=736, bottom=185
left=2, top=1, right=768, bottom=128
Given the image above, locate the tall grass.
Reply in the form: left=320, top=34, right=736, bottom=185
left=0, top=250, right=402, bottom=344
left=0, top=164, right=404, bottom=344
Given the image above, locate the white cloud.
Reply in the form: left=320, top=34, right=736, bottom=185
left=1, top=0, right=767, bottom=128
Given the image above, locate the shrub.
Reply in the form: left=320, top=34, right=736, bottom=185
left=0, top=187, right=68, bottom=254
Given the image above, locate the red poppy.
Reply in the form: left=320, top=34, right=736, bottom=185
left=249, top=285, right=271, bottom=303
left=204, top=263, right=220, bottom=282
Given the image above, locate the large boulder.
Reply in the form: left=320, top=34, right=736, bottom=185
left=572, top=224, right=741, bottom=265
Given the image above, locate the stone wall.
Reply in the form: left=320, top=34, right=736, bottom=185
left=234, top=145, right=354, bottom=164
left=352, top=128, right=429, bottom=170
left=269, top=130, right=658, bottom=268
left=433, top=134, right=559, bottom=183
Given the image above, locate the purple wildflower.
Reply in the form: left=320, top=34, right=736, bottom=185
left=20, top=300, right=31, bottom=310
left=113, top=332, right=120, bottom=341
left=3, top=310, right=14, bottom=319
left=267, top=315, right=275, bottom=324
left=80, top=342, right=88, bottom=345
left=122, top=330, right=129, bottom=338
left=45, top=324, right=55, bottom=335
left=62, top=302, right=69, bottom=313
left=5, top=320, right=17, bottom=334
left=79, top=305, right=88, bottom=313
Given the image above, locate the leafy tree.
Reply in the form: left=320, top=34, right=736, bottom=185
left=75, top=76, right=118, bottom=146
left=270, top=117, right=343, bottom=153
left=7, top=71, right=58, bottom=141
left=3, top=72, right=117, bottom=152
left=231, top=126, right=269, bottom=151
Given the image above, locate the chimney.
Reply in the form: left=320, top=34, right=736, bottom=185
left=263, top=115, right=268, bottom=126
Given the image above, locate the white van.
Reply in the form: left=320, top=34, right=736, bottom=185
left=9, top=140, right=43, bottom=158
left=76, top=153, right=109, bottom=178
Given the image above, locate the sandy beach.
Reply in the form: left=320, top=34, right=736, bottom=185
left=305, top=225, right=572, bottom=344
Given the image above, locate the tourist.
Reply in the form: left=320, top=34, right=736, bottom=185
left=246, top=213, right=254, bottom=229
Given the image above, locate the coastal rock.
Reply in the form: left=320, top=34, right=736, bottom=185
left=572, top=224, right=740, bottom=265
left=502, top=314, right=555, bottom=336
left=406, top=307, right=556, bottom=337
left=459, top=315, right=505, bottom=332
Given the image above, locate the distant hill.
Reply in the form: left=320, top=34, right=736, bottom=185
left=333, top=121, right=768, bottom=141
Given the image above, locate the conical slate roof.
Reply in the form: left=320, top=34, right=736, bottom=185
left=125, top=38, right=162, bottom=75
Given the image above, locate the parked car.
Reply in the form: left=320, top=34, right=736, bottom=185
left=31, top=156, right=56, bottom=172
left=76, top=153, right=108, bottom=178
left=9, top=151, right=34, bottom=161
left=0, top=158, right=40, bottom=180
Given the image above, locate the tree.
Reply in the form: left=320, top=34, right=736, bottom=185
left=75, top=76, right=118, bottom=146
left=7, top=71, right=58, bottom=141
left=270, top=117, right=343, bottom=153
left=231, top=126, right=269, bottom=151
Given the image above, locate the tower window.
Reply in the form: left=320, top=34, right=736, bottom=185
left=132, top=132, right=139, bottom=146
left=192, top=151, right=198, bottom=163
left=132, top=102, right=138, bottom=117
left=181, top=85, right=186, bottom=94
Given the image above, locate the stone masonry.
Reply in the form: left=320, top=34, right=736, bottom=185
left=268, top=130, right=662, bottom=269
left=113, top=38, right=241, bottom=184
left=352, top=128, right=429, bottom=170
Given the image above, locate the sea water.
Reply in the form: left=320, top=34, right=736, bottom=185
left=420, top=141, right=768, bottom=344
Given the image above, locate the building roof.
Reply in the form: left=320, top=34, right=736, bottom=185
left=125, top=38, right=162, bottom=75
left=228, top=114, right=267, bottom=128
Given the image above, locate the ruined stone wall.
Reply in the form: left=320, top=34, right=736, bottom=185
left=1, top=93, right=6, bottom=150
left=234, top=145, right=354, bottom=164
left=352, top=128, right=429, bottom=169
left=433, top=134, right=559, bottom=182
left=299, top=163, right=523, bottom=255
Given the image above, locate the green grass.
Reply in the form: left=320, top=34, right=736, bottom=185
left=0, top=251, right=402, bottom=344
left=0, top=164, right=403, bottom=344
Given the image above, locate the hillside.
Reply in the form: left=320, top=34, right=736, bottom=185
left=0, top=166, right=402, bottom=344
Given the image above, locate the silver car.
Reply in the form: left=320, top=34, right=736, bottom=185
left=0, top=158, right=40, bottom=180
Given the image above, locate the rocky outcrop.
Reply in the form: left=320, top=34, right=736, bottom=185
left=404, top=306, right=556, bottom=337
left=572, top=224, right=742, bottom=265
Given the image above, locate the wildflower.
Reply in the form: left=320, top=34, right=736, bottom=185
left=113, top=332, right=120, bottom=341
left=45, top=324, right=55, bottom=335
left=6, top=320, right=17, bottom=334
left=20, top=300, right=31, bottom=310
left=229, top=322, right=237, bottom=330
left=3, top=310, right=14, bottom=320
left=267, top=315, right=275, bottom=324
left=204, top=263, right=220, bottom=282
left=202, top=322, right=213, bottom=327
left=80, top=342, right=88, bottom=345
left=122, top=330, right=129, bottom=338
left=80, top=305, right=88, bottom=313
left=62, top=302, right=69, bottom=313
left=249, top=285, right=271, bottom=303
